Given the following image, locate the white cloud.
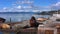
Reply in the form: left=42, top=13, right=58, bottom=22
left=0, top=6, right=51, bottom=12
left=3, top=7, right=7, bottom=10
left=42, top=2, right=60, bottom=11
left=1, top=2, right=60, bottom=12
left=53, top=2, right=60, bottom=6
left=50, top=2, right=60, bottom=10
left=17, top=6, right=21, bottom=9
left=0, top=7, right=8, bottom=12
left=33, top=10, right=40, bottom=12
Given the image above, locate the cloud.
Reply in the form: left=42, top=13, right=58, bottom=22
left=1, top=2, right=60, bottom=12
left=0, top=6, right=51, bottom=12
left=0, top=6, right=23, bottom=12
left=0, top=7, right=9, bottom=12
left=0, top=5, right=39, bottom=12
left=3, top=7, right=7, bottom=10
left=33, top=10, right=41, bottom=12
left=50, top=2, right=60, bottom=10
left=17, top=6, right=21, bottom=9
left=42, top=2, right=60, bottom=11
left=53, top=2, right=60, bottom=6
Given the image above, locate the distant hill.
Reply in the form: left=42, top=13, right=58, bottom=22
left=0, top=12, right=38, bottom=14
left=36, top=10, right=60, bottom=15
left=0, top=10, right=60, bottom=15
left=47, top=10, right=60, bottom=15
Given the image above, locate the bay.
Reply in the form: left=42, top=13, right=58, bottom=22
left=0, top=13, right=50, bottom=22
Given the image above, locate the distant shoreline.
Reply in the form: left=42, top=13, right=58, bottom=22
left=0, top=12, right=38, bottom=14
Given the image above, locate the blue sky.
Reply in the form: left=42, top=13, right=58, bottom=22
left=0, top=0, right=58, bottom=7
left=0, top=0, right=60, bottom=12
left=34, top=0, right=57, bottom=6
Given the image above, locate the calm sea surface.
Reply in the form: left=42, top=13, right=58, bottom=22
left=0, top=14, right=50, bottom=22
left=0, top=13, right=50, bottom=34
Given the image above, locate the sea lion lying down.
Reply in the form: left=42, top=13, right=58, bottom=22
left=0, top=23, right=10, bottom=29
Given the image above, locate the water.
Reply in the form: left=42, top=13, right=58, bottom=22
left=0, top=14, right=33, bottom=22
left=0, top=13, right=50, bottom=22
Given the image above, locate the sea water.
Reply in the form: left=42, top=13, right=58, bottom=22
left=0, top=13, right=50, bottom=22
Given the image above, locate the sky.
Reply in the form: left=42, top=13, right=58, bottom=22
left=0, top=0, right=60, bottom=12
